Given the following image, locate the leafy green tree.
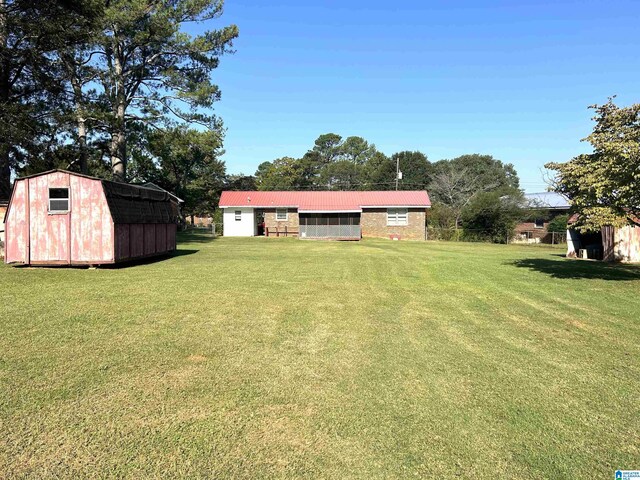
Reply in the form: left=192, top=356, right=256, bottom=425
left=94, top=0, right=238, bottom=181
left=430, top=154, right=521, bottom=228
left=319, top=160, right=361, bottom=190
left=144, top=126, right=226, bottom=218
left=255, top=157, right=307, bottom=190
left=225, top=174, right=256, bottom=191
left=0, top=0, right=84, bottom=197
left=391, top=151, right=432, bottom=189
left=547, top=214, right=570, bottom=233
left=55, top=1, right=105, bottom=175
left=362, top=151, right=394, bottom=190
left=340, top=136, right=376, bottom=165
left=434, top=154, right=519, bottom=192
left=312, top=133, right=342, bottom=165
left=461, top=191, right=524, bottom=243
left=546, top=99, right=640, bottom=231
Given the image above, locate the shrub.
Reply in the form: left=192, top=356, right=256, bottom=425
left=547, top=214, right=569, bottom=233
left=461, top=191, right=523, bottom=243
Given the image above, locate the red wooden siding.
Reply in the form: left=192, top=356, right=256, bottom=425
left=129, top=224, right=145, bottom=258
left=113, top=223, right=176, bottom=262
left=156, top=224, right=167, bottom=252
left=28, top=172, right=71, bottom=263
left=167, top=223, right=176, bottom=249
left=70, top=174, right=114, bottom=263
left=144, top=224, right=156, bottom=256
left=114, top=224, right=130, bottom=260
left=5, top=179, right=28, bottom=263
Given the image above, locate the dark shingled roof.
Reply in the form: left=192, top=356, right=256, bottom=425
left=102, top=180, right=180, bottom=224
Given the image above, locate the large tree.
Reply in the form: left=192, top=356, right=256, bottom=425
left=0, top=0, right=79, bottom=197
left=255, top=157, right=308, bottom=191
left=340, top=136, right=376, bottom=165
left=391, top=151, right=432, bottom=189
left=362, top=151, right=394, bottom=190
left=144, top=125, right=226, bottom=218
left=461, top=191, right=523, bottom=243
left=312, top=133, right=343, bottom=165
left=546, top=99, right=640, bottom=231
left=429, top=154, right=520, bottom=229
left=94, top=0, right=237, bottom=181
left=319, top=160, right=361, bottom=190
left=56, top=1, right=105, bottom=175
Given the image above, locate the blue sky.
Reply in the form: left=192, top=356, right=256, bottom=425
left=193, top=0, right=639, bottom=192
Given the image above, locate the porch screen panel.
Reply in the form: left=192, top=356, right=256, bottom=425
left=299, top=213, right=360, bottom=239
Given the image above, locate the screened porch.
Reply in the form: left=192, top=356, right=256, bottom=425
left=299, top=213, right=361, bottom=240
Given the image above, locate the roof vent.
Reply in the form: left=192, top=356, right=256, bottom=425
left=247, top=196, right=251, bottom=203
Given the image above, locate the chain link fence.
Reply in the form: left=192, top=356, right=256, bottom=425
left=426, top=227, right=567, bottom=244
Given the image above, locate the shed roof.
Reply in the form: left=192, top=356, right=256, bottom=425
left=102, top=181, right=179, bottom=224
left=11, top=169, right=179, bottom=224
left=140, top=182, right=185, bottom=204
left=524, top=192, right=571, bottom=209
left=219, top=190, right=431, bottom=212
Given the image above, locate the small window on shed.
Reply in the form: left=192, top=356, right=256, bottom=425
left=49, top=188, right=69, bottom=212
left=387, top=208, right=408, bottom=226
left=534, top=218, right=545, bottom=229
left=276, top=209, right=288, bottom=221
left=235, top=210, right=242, bottom=221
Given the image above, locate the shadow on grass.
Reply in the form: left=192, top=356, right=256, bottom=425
left=99, top=249, right=199, bottom=269
left=510, top=257, right=640, bottom=281
left=177, top=230, right=218, bottom=244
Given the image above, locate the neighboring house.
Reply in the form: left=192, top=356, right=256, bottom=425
left=186, top=215, right=213, bottom=227
left=5, top=170, right=179, bottom=266
left=218, top=190, right=431, bottom=240
left=567, top=215, right=640, bottom=263
left=514, top=192, right=571, bottom=243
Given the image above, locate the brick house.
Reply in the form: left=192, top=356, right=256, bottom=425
left=219, top=191, right=431, bottom=240
left=514, top=192, right=571, bottom=243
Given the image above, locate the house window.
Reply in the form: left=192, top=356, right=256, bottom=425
left=49, top=188, right=69, bottom=212
left=387, top=208, right=408, bottom=226
left=235, top=210, right=242, bottom=221
left=276, top=209, right=288, bottom=221
left=534, top=218, right=545, bottom=229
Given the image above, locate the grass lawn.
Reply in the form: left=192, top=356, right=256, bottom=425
left=1, top=232, right=639, bottom=478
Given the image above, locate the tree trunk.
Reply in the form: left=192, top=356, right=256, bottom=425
left=77, top=116, right=88, bottom=174
left=110, top=122, right=126, bottom=182
left=68, top=71, right=88, bottom=174
left=109, top=45, right=126, bottom=182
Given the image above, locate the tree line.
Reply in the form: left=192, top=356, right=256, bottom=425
left=0, top=0, right=238, bottom=217
left=251, top=133, right=526, bottom=242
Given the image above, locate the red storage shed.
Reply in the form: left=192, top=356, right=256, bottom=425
left=4, top=170, right=179, bottom=266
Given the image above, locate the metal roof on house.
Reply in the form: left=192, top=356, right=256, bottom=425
left=219, top=190, right=431, bottom=212
left=524, top=192, right=571, bottom=209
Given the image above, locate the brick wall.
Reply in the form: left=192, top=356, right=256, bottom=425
left=361, top=208, right=426, bottom=240
left=514, top=221, right=549, bottom=240
left=264, top=208, right=299, bottom=235
left=515, top=209, right=569, bottom=242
